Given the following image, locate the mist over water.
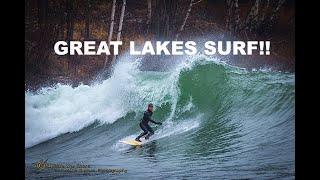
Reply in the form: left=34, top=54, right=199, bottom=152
left=25, top=54, right=294, bottom=179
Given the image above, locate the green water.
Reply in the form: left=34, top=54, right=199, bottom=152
left=26, top=57, right=294, bottom=179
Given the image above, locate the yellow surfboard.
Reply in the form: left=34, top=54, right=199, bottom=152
left=120, top=140, right=142, bottom=146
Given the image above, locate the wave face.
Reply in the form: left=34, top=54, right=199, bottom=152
left=25, top=55, right=294, bottom=179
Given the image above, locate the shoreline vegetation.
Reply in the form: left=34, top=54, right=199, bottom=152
left=25, top=0, right=294, bottom=91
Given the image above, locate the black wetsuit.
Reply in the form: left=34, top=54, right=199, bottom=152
left=136, top=110, right=161, bottom=140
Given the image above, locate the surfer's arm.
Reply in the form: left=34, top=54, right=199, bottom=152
left=149, top=119, right=162, bottom=125
left=144, top=111, right=162, bottom=125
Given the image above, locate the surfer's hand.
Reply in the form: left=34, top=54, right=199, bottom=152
left=158, top=122, right=162, bottom=125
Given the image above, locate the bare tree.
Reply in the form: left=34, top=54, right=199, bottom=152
left=153, top=0, right=178, bottom=39
left=111, top=0, right=127, bottom=64
left=175, top=0, right=194, bottom=40
left=225, top=0, right=232, bottom=32
left=116, top=0, right=126, bottom=43
left=244, top=0, right=260, bottom=33
left=225, top=0, right=286, bottom=38
left=226, top=0, right=260, bottom=36
left=104, top=0, right=117, bottom=69
left=58, top=1, right=65, bottom=39
left=175, top=0, right=203, bottom=40
left=255, top=0, right=286, bottom=37
left=260, top=0, right=270, bottom=23
left=66, top=0, right=74, bottom=42
left=233, top=0, right=241, bottom=34
left=146, top=0, right=152, bottom=33
left=84, top=0, right=90, bottom=39
left=66, top=0, right=75, bottom=73
left=269, top=0, right=286, bottom=25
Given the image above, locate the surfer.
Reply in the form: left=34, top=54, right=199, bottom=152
left=135, top=103, right=162, bottom=142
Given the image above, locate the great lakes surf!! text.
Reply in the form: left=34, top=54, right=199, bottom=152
left=54, top=41, right=270, bottom=56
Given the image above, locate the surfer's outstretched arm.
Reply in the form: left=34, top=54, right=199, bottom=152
left=143, top=109, right=162, bottom=125
left=149, top=119, right=162, bottom=125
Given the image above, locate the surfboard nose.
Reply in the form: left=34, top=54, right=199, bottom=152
left=120, top=140, right=142, bottom=146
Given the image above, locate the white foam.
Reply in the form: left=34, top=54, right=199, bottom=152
left=180, top=96, right=194, bottom=114
left=25, top=57, right=182, bottom=148
left=25, top=53, right=224, bottom=148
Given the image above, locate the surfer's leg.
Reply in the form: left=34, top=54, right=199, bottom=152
left=145, top=124, right=154, bottom=140
left=135, top=123, right=148, bottom=141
